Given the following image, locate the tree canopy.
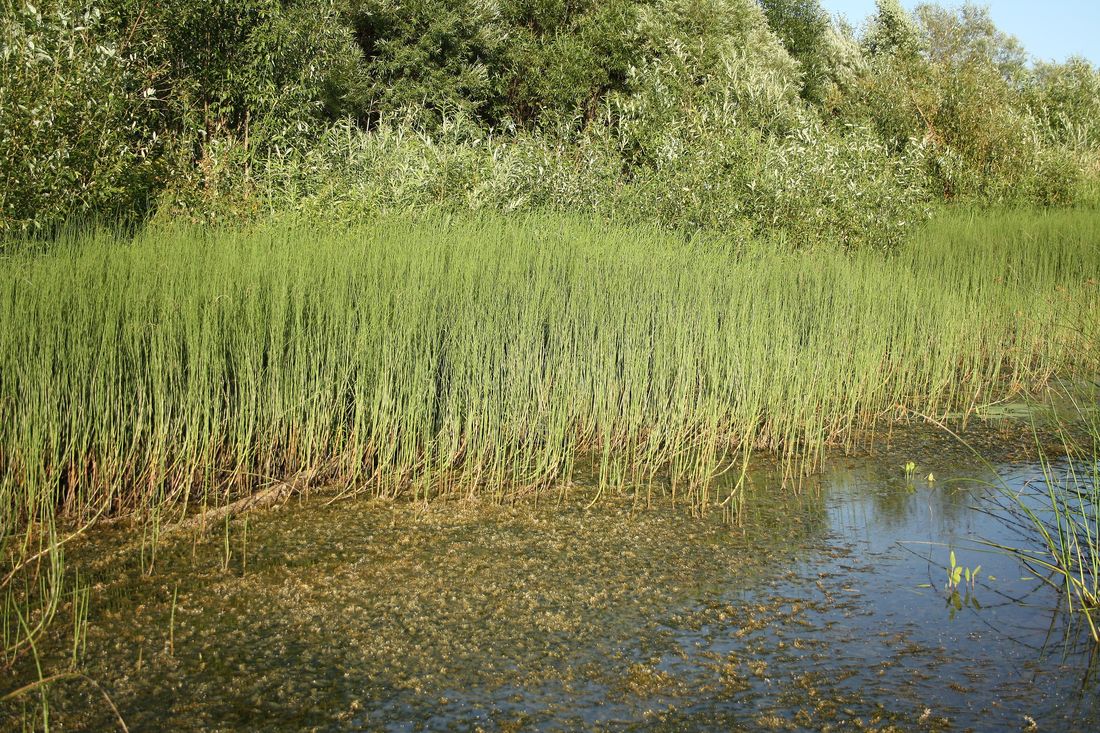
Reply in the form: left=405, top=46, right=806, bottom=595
left=2, top=0, right=1098, bottom=241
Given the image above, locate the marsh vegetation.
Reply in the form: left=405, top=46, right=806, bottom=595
left=3, top=0, right=1100, bottom=730
left=2, top=210, right=1097, bottom=524
left=3, top=208, right=1099, bottom=729
left=5, top=420, right=1100, bottom=731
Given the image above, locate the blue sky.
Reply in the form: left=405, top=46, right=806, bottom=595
left=819, top=1, right=1100, bottom=64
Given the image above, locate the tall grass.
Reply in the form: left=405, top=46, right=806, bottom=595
left=1, top=207, right=1098, bottom=696
left=976, top=317, right=1100, bottom=647
left=975, top=395, right=1100, bottom=642
left=1031, top=414, right=1098, bottom=640
left=1, top=209, right=1098, bottom=528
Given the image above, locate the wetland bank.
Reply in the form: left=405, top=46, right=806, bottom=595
left=5, top=415, right=1100, bottom=731
left=5, top=0, right=1100, bottom=729
left=3, top=210, right=1100, bottom=730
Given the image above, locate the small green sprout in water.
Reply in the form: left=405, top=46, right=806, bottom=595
left=947, top=551, right=962, bottom=590
left=904, top=461, right=917, bottom=480
left=945, top=551, right=983, bottom=619
left=168, top=583, right=179, bottom=657
left=946, top=550, right=980, bottom=592
left=927, top=472, right=936, bottom=483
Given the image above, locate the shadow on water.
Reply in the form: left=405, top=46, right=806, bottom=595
left=4, top=421, right=1098, bottom=731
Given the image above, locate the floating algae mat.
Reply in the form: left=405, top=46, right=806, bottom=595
left=5, top=424, right=1098, bottom=732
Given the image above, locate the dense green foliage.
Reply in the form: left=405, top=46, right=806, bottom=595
left=3, top=0, right=1098, bottom=242
left=1, top=0, right=361, bottom=227
left=2, top=210, right=1098, bottom=536
left=759, top=0, right=834, bottom=103
left=4, top=2, right=1099, bottom=718
left=341, top=0, right=643, bottom=128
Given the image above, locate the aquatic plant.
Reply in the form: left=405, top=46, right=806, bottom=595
left=983, top=402, right=1100, bottom=641
left=1, top=208, right=1098, bottom=694
left=945, top=550, right=980, bottom=593
left=0, top=210, right=1093, bottom=528
left=0, top=209, right=1096, bottom=527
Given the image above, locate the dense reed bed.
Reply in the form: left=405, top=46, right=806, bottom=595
left=2, top=208, right=1098, bottom=533
left=1, top=207, right=1099, bottom=690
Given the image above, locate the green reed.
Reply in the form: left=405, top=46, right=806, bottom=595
left=1, top=207, right=1098, bottom=710
left=980, top=392, right=1100, bottom=642
left=1034, top=413, right=1099, bottom=640
left=1, top=209, right=1098, bottom=531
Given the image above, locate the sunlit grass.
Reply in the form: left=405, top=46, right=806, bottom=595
left=1, top=209, right=1097, bottom=529
left=981, top=393, right=1100, bottom=642
left=1, top=206, right=1099, bottom=708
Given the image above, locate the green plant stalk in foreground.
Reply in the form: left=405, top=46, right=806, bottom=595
left=0, top=207, right=1098, bottom=691
left=984, top=399, right=1100, bottom=642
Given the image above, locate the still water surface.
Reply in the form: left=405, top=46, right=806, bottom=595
left=13, top=424, right=1098, bottom=731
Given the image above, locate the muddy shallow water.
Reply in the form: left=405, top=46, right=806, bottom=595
left=6, top=421, right=1099, bottom=732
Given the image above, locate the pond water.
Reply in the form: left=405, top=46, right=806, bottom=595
left=6, top=421, right=1098, bottom=732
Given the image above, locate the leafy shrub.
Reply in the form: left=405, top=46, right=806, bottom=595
left=831, top=1, right=1098, bottom=206
left=0, top=0, right=163, bottom=233
left=611, top=0, right=802, bottom=167
left=3, top=0, right=1097, bottom=243
left=751, top=124, right=932, bottom=248
left=1026, top=57, right=1100, bottom=152
left=244, top=110, right=928, bottom=250
left=759, top=0, right=834, bottom=104
left=1, top=0, right=365, bottom=233
left=341, top=0, right=643, bottom=129
left=240, top=115, right=624, bottom=221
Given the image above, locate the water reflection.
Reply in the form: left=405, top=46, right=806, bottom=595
left=724, top=444, right=1099, bottom=731
left=3, top=424, right=1097, bottom=731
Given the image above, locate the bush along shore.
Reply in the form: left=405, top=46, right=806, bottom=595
left=3, top=0, right=1099, bottom=245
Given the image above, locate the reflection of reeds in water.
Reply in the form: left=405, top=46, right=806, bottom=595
left=1, top=209, right=1099, bottom=694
